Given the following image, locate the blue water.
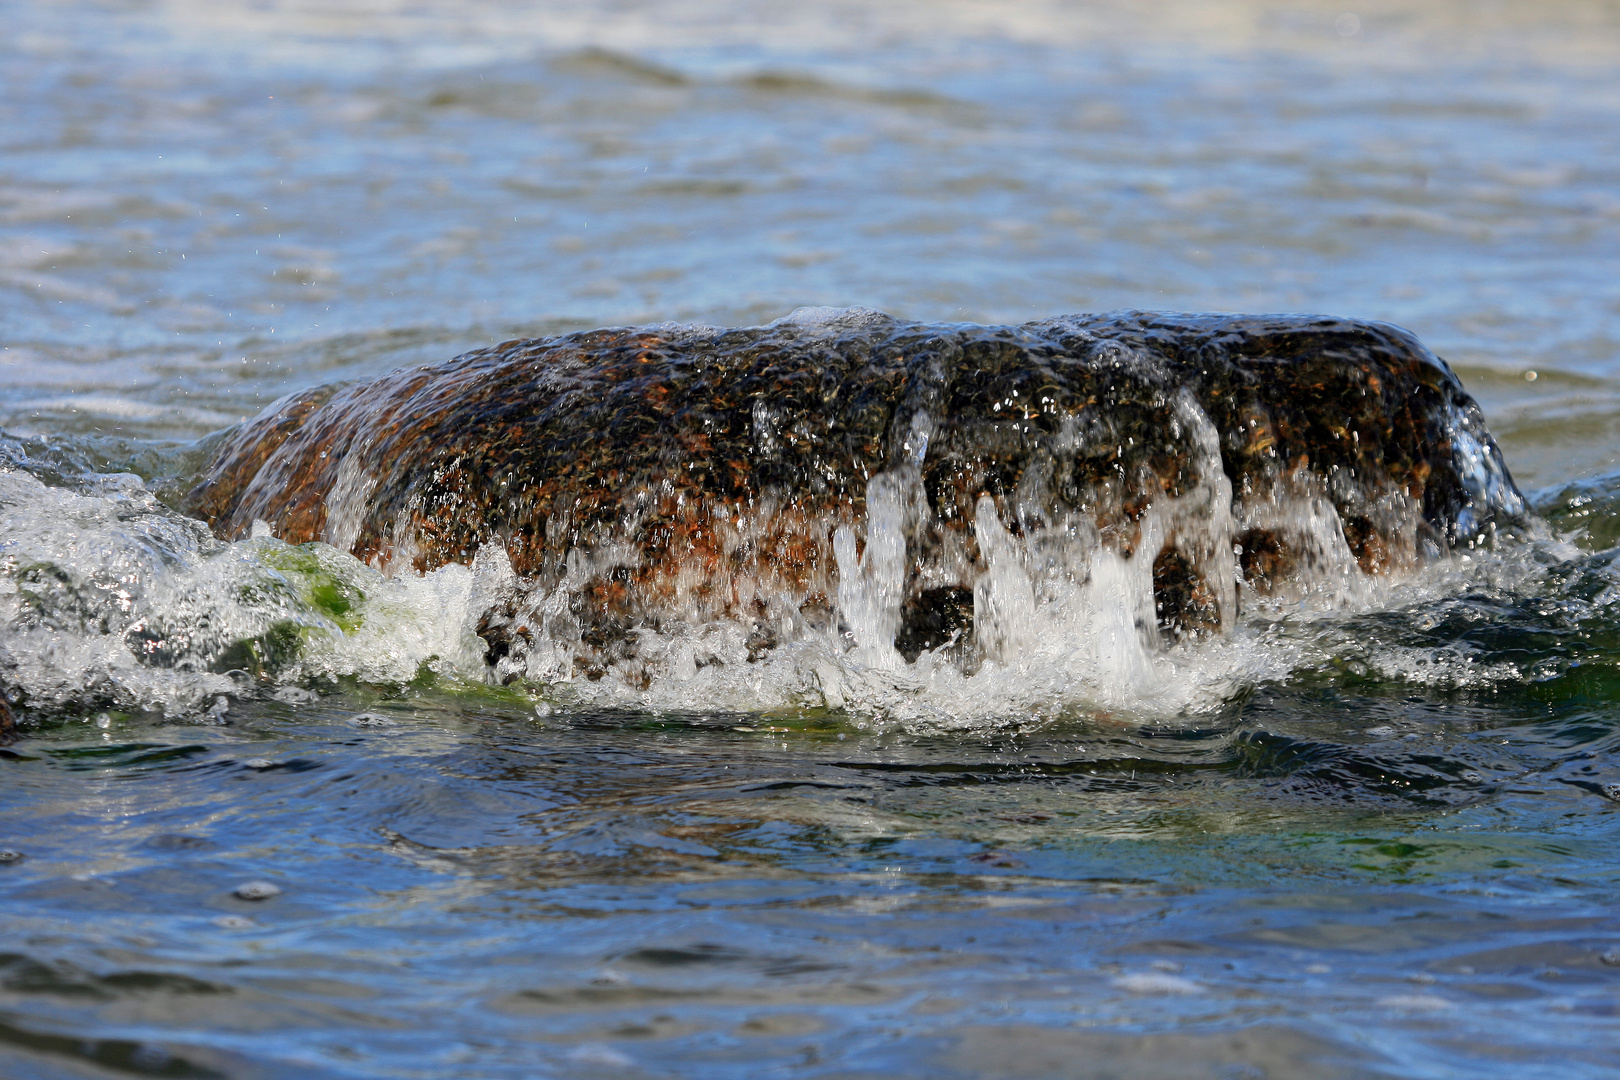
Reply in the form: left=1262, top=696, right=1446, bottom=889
left=4, top=2, right=1620, bottom=1077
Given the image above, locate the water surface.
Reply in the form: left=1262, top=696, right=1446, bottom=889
left=4, top=2, right=1620, bottom=1077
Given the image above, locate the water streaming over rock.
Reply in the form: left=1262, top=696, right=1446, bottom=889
left=3, top=309, right=1530, bottom=725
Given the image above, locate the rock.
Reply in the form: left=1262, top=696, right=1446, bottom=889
left=185, top=310, right=1526, bottom=673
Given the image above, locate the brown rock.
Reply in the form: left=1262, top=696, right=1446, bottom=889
left=185, top=310, right=1525, bottom=667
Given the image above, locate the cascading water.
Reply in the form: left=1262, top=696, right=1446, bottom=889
left=0, top=309, right=1539, bottom=728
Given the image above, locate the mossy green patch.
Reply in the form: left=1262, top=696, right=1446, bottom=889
left=259, top=544, right=367, bottom=633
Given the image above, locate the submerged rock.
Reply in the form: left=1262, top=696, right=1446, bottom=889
left=185, top=309, right=1525, bottom=679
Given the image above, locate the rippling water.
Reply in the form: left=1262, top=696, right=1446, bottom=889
left=5, top=2, right=1620, bottom=1077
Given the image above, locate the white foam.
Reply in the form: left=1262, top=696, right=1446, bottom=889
left=766, top=306, right=891, bottom=336
left=0, top=426, right=1570, bottom=727
left=0, top=465, right=492, bottom=716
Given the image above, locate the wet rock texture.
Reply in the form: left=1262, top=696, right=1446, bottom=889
left=185, top=310, right=1525, bottom=666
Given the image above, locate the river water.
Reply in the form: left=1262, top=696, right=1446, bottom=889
left=4, top=2, right=1620, bottom=1077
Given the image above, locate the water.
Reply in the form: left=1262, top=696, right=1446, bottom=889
left=4, top=2, right=1620, bottom=1076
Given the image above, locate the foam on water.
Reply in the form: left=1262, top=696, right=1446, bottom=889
left=0, top=395, right=1582, bottom=729
left=0, top=461, right=490, bottom=718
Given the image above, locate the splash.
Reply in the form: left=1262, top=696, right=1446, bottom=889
left=0, top=446, right=1586, bottom=727
left=0, top=462, right=489, bottom=719
left=0, top=311, right=1551, bottom=727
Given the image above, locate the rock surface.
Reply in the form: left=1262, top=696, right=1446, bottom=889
left=185, top=309, right=1526, bottom=670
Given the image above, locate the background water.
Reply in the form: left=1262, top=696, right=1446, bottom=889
left=4, top=1, right=1620, bottom=1077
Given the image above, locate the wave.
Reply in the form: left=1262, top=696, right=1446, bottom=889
left=3, top=309, right=1586, bottom=729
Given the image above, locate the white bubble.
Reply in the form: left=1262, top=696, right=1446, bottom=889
left=1335, top=13, right=1361, bottom=37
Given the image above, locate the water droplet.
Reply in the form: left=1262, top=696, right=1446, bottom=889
left=233, top=880, right=282, bottom=901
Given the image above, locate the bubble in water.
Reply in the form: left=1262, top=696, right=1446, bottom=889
left=1602, top=782, right=1620, bottom=802
left=233, top=880, right=282, bottom=900
left=0, top=850, right=23, bottom=864
left=213, top=915, right=254, bottom=929
left=242, top=758, right=276, bottom=770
